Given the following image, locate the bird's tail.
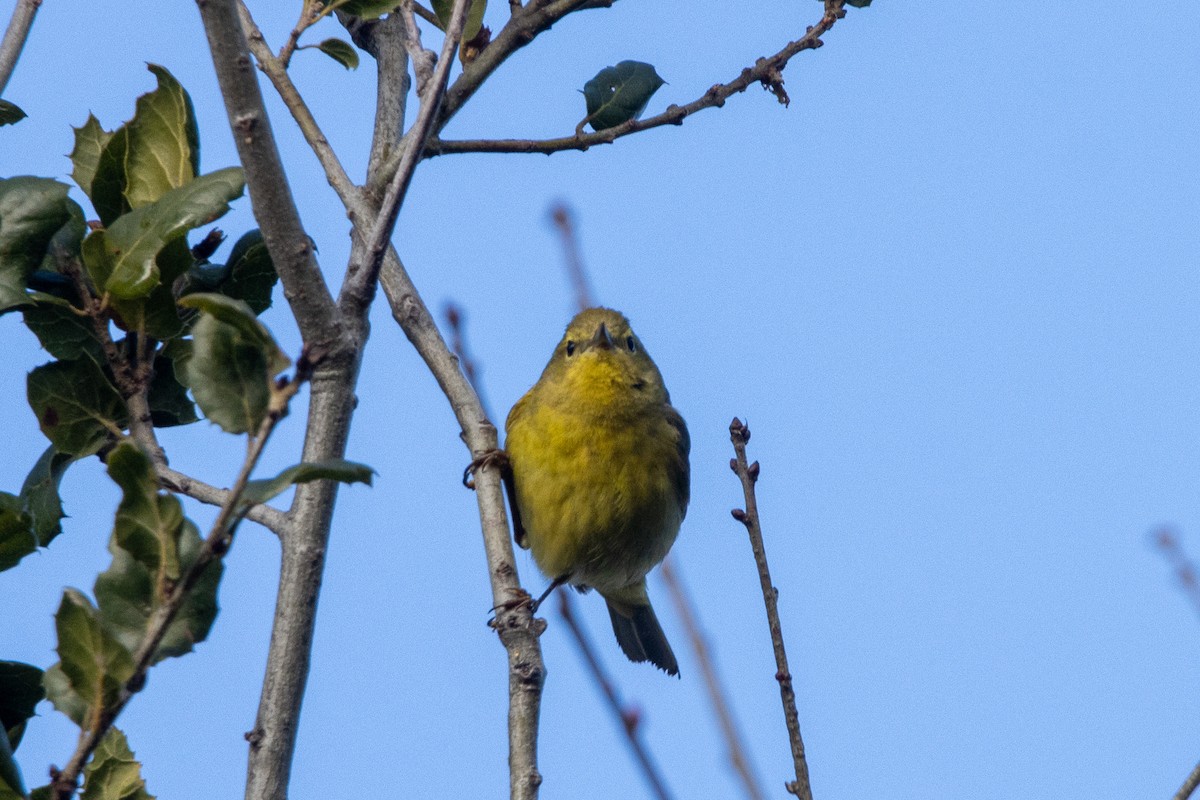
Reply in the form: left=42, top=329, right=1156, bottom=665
left=603, top=583, right=679, bottom=677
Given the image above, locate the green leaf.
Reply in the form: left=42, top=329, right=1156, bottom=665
left=0, top=661, right=45, bottom=751
left=0, top=100, right=26, bottom=127
left=431, top=0, right=487, bottom=41
left=82, top=167, right=244, bottom=300
left=41, top=665, right=87, bottom=726
left=27, top=358, right=126, bottom=457
left=94, top=517, right=220, bottom=664
left=21, top=293, right=105, bottom=364
left=338, top=0, right=400, bottom=20
left=845, top=0, right=872, bottom=6
left=147, top=353, right=197, bottom=428
left=0, top=177, right=73, bottom=312
left=316, top=38, right=359, bottom=70
left=582, top=60, right=665, bottom=132
left=20, top=446, right=77, bottom=546
left=219, top=230, right=276, bottom=315
left=50, top=590, right=135, bottom=725
left=105, top=442, right=183, bottom=582
left=176, top=294, right=288, bottom=434
left=90, top=126, right=131, bottom=227
left=0, top=492, right=35, bottom=572
left=80, top=729, right=153, bottom=800
left=123, top=65, right=201, bottom=211
left=242, top=459, right=375, bottom=506
left=71, top=114, right=114, bottom=201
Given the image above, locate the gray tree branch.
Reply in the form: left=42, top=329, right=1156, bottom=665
left=0, top=0, right=39, bottom=96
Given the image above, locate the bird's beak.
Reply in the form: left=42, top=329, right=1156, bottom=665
left=589, top=321, right=615, bottom=351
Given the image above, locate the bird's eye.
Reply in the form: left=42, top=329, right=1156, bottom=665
left=565, top=341, right=576, bottom=356
left=626, top=337, right=636, bottom=352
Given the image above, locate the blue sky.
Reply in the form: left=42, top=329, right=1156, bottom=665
left=2, top=1, right=1199, bottom=798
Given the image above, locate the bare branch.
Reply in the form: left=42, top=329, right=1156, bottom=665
left=340, top=0, right=471, bottom=312
left=1175, top=760, right=1200, bottom=800
left=1153, top=527, right=1200, bottom=619
left=557, top=591, right=676, bottom=800
left=0, top=0, right=39, bottom=96
left=728, top=418, right=813, bottom=800
left=196, top=0, right=341, bottom=351
left=350, top=13, right=412, bottom=181
left=660, top=558, right=766, bottom=800
left=548, top=203, right=595, bottom=312
left=379, top=250, right=545, bottom=800
left=425, top=0, right=846, bottom=158
left=51, top=371, right=307, bottom=800
left=157, top=464, right=290, bottom=534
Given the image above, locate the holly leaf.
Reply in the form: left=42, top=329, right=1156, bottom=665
left=218, top=230, right=276, bottom=315
left=0, top=100, right=26, bottom=127
left=27, top=358, right=126, bottom=457
left=71, top=114, right=114, bottom=202
left=0, top=177, right=74, bottom=312
left=123, top=64, right=201, bottom=210
left=0, top=661, right=45, bottom=751
left=242, top=459, right=375, bottom=506
left=47, top=590, right=134, bottom=726
left=316, top=38, right=359, bottom=70
left=21, top=293, right=104, bottom=364
left=20, top=446, right=77, bottom=546
left=80, top=728, right=153, bottom=800
left=582, top=60, right=664, bottom=132
left=0, top=492, right=35, bottom=573
left=81, top=167, right=244, bottom=301
left=147, top=353, right=197, bottom=428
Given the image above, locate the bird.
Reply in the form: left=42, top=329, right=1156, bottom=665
left=504, top=307, right=689, bottom=676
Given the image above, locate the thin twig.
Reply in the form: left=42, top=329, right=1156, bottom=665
left=660, top=559, right=766, bottom=800
left=0, top=0, right=39, bottom=96
left=51, top=372, right=307, bottom=800
left=557, top=591, right=676, bottom=800
left=548, top=203, right=594, bottom=312
left=342, top=0, right=470, bottom=310
left=1153, top=527, right=1200, bottom=619
left=442, top=302, right=493, bottom=416
left=728, top=418, right=813, bottom=800
left=156, top=464, right=289, bottom=535
left=1175, top=760, right=1200, bottom=800
left=425, top=0, right=846, bottom=158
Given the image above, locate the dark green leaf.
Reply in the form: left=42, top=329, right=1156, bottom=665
left=90, top=126, right=131, bottom=227
left=20, top=446, right=77, bottom=546
left=71, top=114, right=113, bottom=201
left=316, top=38, right=359, bottom=70
left=147, top=353, right=197, bottom=428
left=0, top=177, right=73, bottom=312
left=845, top=0, right=872, bottom=6
left=431, top=0, right=487, bottom=41
left=27, top=359, right=126, bottom=457
left=338, top=0, right=400, bottom=19
left=21, top=293, right=104, bottom=364
left=176, top=295, right=287, bottom=434
left=0, top=661, right=45, bottom=751
left=582, top=60, right=664, bottom=132
left=105, top=442, right=183, bottom=582
left=80, top=728, right=153, bottom=800
left=219, top=230, right=276, bottom=315
left=94, top=517, right=220, bottom=664
left=242, top=459, right=375, bottom=506
left=0, top=492, right=35, bottom=572
left=82, top=167, right=244, bottom=300
left=49, top=590, right=135, bottom=725
left=124, top=65, right=201, bottom=210
left=0, top=729, right=25, bottom=800
left=0, top=100, right=26, bottom=127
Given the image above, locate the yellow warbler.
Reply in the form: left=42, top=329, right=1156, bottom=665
left=505, top=307, right=689, bottom=676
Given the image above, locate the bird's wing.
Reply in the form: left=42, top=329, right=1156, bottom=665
left=665, top=404, right=691, bottom=518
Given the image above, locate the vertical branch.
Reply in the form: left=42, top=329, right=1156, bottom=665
left=659, top=559, right=766, bottom=800
left=0, top=0, right=39, bottom=96
left=728, top=418, right=813, bottom=800
left=548, top=203, right=594, bottom=312
left=557, top=591, right=676, bottom=800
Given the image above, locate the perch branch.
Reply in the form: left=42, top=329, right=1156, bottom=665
left=0, top=0, right=38, bottom=96
left=425, top=0, right=846, bottom=158
left=728, top=418, right=813, bottom=800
